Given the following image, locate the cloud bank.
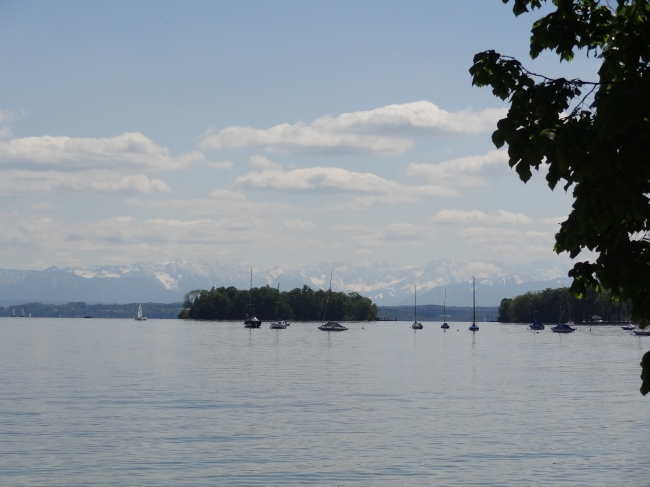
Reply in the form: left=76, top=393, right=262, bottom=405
left=407, top=150, right=510, bottom=187
left=200, top=101, right=505, bottom=155
left=233, top=160, right=458, bottom=208
left=0, top=132, right=204, bottom=171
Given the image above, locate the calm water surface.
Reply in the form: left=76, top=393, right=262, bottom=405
left=0, top=319, right=648, bottom=486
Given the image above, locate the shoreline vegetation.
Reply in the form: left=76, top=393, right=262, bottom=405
left=498, top=287, right=632, bottom=323
left=377, top=304, right=498, bottom=322
left=180, top=285, right=377, bottom=321
left=0, top=302, right=184, bottom=319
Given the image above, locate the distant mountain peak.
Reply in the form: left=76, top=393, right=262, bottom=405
left=0, top=259, right=571, bottom=306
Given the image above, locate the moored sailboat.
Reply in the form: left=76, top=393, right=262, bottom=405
left=412, top=283, right=423, bottom=329
left=441, top=288, right=449, bottom=330
left=529, top=293, right=544, bottom=330
left=469, top=277, right=479, bottom=332
left=551, top=296, right=575, bottom=333
left=319, top=270, right=348, bottom=331
left=270, top=283, right=288, bottom=329
left=244, top=269, right=262, bottom=328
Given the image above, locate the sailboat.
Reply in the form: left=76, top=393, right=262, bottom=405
left=244, top=269, right=262, bottom=328
left=469, top=277, right=479, bottom=332
left=412, top=283, right=423, bottom=329
left=529, top=293, right=544, bottom=330
left=319, top=270, right=348, bottom=331
left=21, top=309, right=25, bottom=318
left=11, top=308, right=15, bottom=317
left=551, top=298, right=575, bottom=333
left=135, top=304, right=147, bottom=321
left=270, top=284, right=288, bottom=329
left=441, top=288, right=449, bottom=329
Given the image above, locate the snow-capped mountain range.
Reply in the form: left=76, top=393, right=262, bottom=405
left=0, top=259, right=572, bottom=307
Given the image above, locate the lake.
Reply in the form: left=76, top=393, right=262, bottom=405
left=0, top=319, right=648, bottom=486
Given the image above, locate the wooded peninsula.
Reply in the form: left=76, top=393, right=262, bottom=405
left=180, top=285, right=377, bottom=321
left=498, top=287, right=632, bottom=323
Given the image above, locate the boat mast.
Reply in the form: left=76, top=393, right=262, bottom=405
left=414, top=283, right=417, bottom=323
left=473, top=277, right=476, bottom=324
left=322, top=269, right=333, bottom=324
left=444, top=288, right=446, bottom=322
left=275, top=283, right=280, bottom=319
left=248, top=269, right=253, bottom=317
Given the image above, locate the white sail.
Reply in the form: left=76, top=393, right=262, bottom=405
left=137, top=304, right=142, bottom=320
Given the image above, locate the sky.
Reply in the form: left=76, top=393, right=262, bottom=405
left=0, top=0, right=601, bottom=271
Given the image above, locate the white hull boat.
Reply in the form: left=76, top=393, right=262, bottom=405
left=469, top=277, right=479, bottom=332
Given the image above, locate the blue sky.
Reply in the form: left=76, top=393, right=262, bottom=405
left=0, top=1, right=599, bottom=271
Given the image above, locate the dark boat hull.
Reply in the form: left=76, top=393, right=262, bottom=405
left=318, top=321, right=348, bottom=331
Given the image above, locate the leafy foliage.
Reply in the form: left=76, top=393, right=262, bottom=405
left=181, top=285, right=377, bottom=321
left=498, top=287, right=632, bottom=322
left=470, top=0, right=650, bottom=330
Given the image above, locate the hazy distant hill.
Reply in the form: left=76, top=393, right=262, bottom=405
left=0, top=259, right=570, bottom=307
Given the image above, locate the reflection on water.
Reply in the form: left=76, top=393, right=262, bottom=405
left=0, top=319, right=648, bottom=486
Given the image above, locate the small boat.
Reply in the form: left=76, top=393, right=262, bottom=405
left=551, top=297, right=574, bottom=332
left=551, top=323, right=576, bottom=333
left=270, top=284, right=287, bottom=329
left=21, top=309, right=25, bottom=318
left=622, top=324, right=635, bottom=331
left=319, top=321, right=348, bottom=331
left=529, top=294, right=544, bottom=329
left=83, top=315, right=93, bottom=319
left=412, top=283, right=423, bottom=329
left=634, top=329, right=650, bottom=336
left=135, top=304, right=147, bottom=321
left=469, top=277, right=479, bottom=332
left=244, top=269, right=262, bottom=328
left=11, top=309, right=15, bottom=317
left=319, top=269, right=348, bottom=332
left=441, top=288, right=449, bottom=329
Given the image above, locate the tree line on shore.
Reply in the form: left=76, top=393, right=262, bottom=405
left=376, top=304, right=498, bottom=322
left=1, top=302, right=184, bottom=319
left=180, top=285, right=377, bottom=321
left=498, top=287, right=632, bottom=323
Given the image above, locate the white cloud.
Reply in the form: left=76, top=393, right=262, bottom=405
left=32, top=202, right=59, bottom=211
left=0, top=215, right=265, bottom=265
left=540, top=216, right=566, bottom=226
left=496, top=211, right=532, bottom=225
left=458, top=226, right=524, bottom=243
left=234, top=166, right=458, bottom=209
left=127, top=190, right=295, bottom=216
left=250, top=155, right=282, bottom=171
left=330, top=224, right=372, bottom=232
left=457, top=226, right=556, bottom=259
left=0, top=110, right=16, bottom=124
left=407, top=150, right=510, bottom=187
left=200, top=101, right=505, bottom=155
left=210, top=188, right=247, bottom=201
left=283, top=219, right=316, bottom=231
left=351, top=223, right=434, bottom=248
left=432, top=209, right=532, bottom=225
left=0, top=170, right=171, bottom=195
left=0, top=132, right=204, bottom=171
left=208, top=160, right=233, bottom=170
left=432, top=209, right=488, bottom=224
